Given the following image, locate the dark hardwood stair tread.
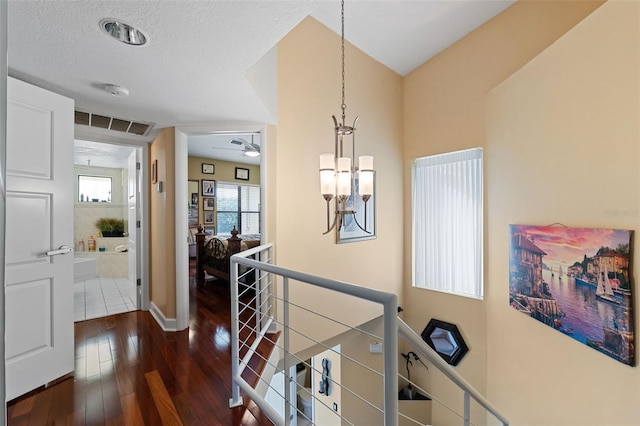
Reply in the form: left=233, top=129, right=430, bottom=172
left=240, top=331, right=281, bottom=390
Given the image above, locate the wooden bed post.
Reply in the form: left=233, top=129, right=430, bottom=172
left=228, top=226, right=241, bottom=255
left=195, top=224, right=207, bottom=281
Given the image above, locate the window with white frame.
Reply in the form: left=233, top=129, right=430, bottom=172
left=412, top=148, right=483, bottom=299
left=216, top=182, right=260, bottom=235
left=78, top=175, right=112, bottom=203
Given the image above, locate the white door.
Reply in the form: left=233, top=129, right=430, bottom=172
left=127, top=149, right=140, bottom=307
left=5, top=77, right=74, bottom=401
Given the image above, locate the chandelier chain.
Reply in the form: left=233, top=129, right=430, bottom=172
left=341, top=0, right=346, bottom=123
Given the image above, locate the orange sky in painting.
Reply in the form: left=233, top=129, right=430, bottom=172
left=510, top=225, right=632, bottom=268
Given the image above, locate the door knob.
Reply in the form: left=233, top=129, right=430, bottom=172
left=46, top=245, right=73, bottom=256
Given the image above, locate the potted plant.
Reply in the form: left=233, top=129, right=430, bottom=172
left=95, top=217, right=125, bottom=237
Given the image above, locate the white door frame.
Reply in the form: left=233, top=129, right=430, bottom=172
left=1, top=0, right=7, bottom=416
left=127, top=147, right=144, bottom=309
left=73, top=132, right=151, bottom=312
left=174, top=125, right=268, bottom=332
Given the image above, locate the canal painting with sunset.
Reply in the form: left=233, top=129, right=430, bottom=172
left=509, top=225, right=634, bottom=365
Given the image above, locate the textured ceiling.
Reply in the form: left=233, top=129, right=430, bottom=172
left=8, top=0, right=514, bottom=163
left=189, top=133, right=261, bottom=166
left=74, top=140, right=136, bottom=169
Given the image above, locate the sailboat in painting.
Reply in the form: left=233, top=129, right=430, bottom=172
left=559, top=265, right=563, bottom=280
left=596, top=265, right=618, bottom=304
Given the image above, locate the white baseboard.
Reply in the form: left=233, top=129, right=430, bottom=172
left=149, top=301, right=178, bottom=331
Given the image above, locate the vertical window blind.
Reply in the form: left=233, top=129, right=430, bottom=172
left=216, top=182, right=260, bottom=235
left=412, top=148, right=483, bottom=299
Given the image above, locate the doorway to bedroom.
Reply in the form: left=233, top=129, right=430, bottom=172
left=186, top=131, right=263, bottom=285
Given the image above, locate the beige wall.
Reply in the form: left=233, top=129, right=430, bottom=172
left=187, top=156, right=260, bottom=231
left=149, top=127, right=177, bottom=318
left=403, top=0, right=604, bottom=424
left=486, top=2, right=640, bottom=424
left=341, top=317, right=385, bottom=423
left=275, top=17, right=404, bottom=353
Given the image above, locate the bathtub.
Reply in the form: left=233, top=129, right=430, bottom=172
left=74, top=256, right=97, bottom=282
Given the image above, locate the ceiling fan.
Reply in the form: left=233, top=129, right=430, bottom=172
left=215, top=135, right=260, bottom=157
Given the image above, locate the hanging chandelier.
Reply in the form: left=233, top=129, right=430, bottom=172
left=319, top=0, right=374, bottom=236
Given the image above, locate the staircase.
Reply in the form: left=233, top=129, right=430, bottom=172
left=239, top=330, right=281, bottom=390
left=228, top=243, right=509, bottom=426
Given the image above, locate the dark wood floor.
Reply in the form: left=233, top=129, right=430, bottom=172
left=6, top=268, right=272, bottom=425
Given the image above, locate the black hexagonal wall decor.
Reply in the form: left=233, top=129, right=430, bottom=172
left=421, top=319, right=469, bottom=366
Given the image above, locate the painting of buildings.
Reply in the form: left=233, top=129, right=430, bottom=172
left=509, top=225, right=634, bottom=365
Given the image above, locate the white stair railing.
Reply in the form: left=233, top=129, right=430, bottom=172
left=228, top=244, right=508, bottom=426
left=397, top=319, right=509, bottom=426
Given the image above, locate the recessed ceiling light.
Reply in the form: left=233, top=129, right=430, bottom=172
left=100, top=19, right=148, bottom=46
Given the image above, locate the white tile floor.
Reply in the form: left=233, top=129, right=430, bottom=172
left=74, top=277, right=138, bottom=322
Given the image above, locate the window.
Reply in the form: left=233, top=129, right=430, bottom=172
left=216, top=182, right=260, bottom=235
left=412, top=148, right=483, bottom=299
left=78, top=175, right=112, bottom=203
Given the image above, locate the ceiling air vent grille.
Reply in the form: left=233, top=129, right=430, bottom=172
left=75, top=111, right=90, bottom=126
left=74, top=110, right=155, bottom=136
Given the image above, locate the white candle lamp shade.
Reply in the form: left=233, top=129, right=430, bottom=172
left=319, top=153, right=335, bottom=171
left=319, top=153, right=336, bottom=198
left=320, top=170, right=336, bottom=196
left=336, top=157, right=352, bottom=196
left=337, top=157, right=351, bottom=173
left=359, top=170, right=374, bottom=197
left=337, top=170, right=351, bottom=197
left=359, top=155, right=374, bottom=171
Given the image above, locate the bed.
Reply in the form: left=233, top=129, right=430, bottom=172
left=195, top=225, right=261, bottom=282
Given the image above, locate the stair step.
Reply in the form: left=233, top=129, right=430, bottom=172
left=240, top=331, right=281, bottom=389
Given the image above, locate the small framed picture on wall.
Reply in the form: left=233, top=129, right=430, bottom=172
left=203, top=197, right=215, bottom=211
left=152, top=159, right=158, bottom=184
left=204, top=212, right=214, bottom=224
left=235, top=167, right=249, bottom=181
left=201, top=179, right=216, bottom=196
left=202, top=163, right=215, bottom=174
